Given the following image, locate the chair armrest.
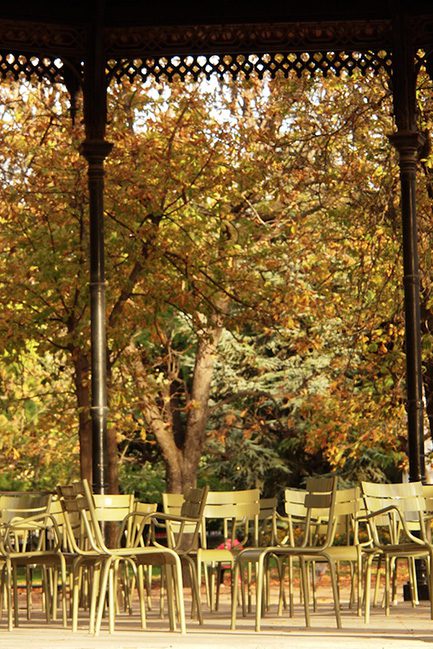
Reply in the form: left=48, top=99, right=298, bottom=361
left=120, top=510, right=200, bottom=548
left=3, top=512, right=63, bottom=552
left=359, top=505, right=397, bottom=521
left=362, top=506, right=427, bottom=546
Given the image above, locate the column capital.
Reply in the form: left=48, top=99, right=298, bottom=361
left=388, top=130, right=425, bottom=156
left=80, top=139, right=113, bottom=164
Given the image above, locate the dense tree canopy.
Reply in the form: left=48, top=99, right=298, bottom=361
left=0, top=67, right=432, bottom=496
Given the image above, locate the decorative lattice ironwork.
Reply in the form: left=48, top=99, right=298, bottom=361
left=0, top=53, right=64, bottom=84
left=105, top=20, right=394, bottom=59
left=107, top=50, right=393, bottom=84
left=0, top=20, right=86, bottom=58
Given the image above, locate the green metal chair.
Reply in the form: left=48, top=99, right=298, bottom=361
left=231, top=476, right=340, bottom=631
left=57, top=479, right=188, bottom=635
left=197, top=488, right=260, bottom=612
left=0, top=491, right=68, bottom=631
left=360, top=480, right=433, bottom=624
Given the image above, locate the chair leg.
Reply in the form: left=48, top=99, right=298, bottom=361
left=288, top=556, right=294, bottom=617
left=95, top=557, right=113, bottom=636
left=107, top=565, right=115, bottom=634
left=247, top=562, right=253, bottom=613
left=12, top=565, right=19, bottom=628
left=159, top=565, right=165, bottom=618
left=239, top=562, right=246, bottom=618
left=136, top=564, right=147, bottom=630
left=428, top=551, right=433, bottom=620
left=215, top=564, right=222, bottom=611
left=364, top=553, right=374, bottom=624
left=209, top=565, right=216, bottom=611
left=166, top=558, right=185, bottom=634
left=89, top=563, right=102, bottom=634
left=390, top=557, right=397, bottom=606
left=6, top=559, right=13, bottom=631
left=186, top=556, right=203, bottom=624
left=230, top=560, right=240, bottom=630
left=0, top=565, right=4, bottom=621
left=328, top=559, right=342, bottom=629
left=255, top=552, right=267, bottom=632
left=384, top=555, right=391, bottom=616
left=277, top=558, right=286, bottom=616
left=146, top=566, right=153, bottom=610
left=72, top=562, right=82, bottom=632
left=311, top=561, right=317, bottom=612
left=165, top=564, right=176, bottom=631
left=357, top=553, right=362, bottom=617
left=348, top=562, right=355, bottom=609
left=51, top=567, right=59, bottom=622
left=263, top=557, right=269, bottom=614
left=300, top=557, right=311, bottom=628
left=174, top=557, right=186, bottom=635
left=408, top=557, right=419, bottom=607
left=373, top=555, right=382, bottom=607
left=26, top=566, right=32, bottom=621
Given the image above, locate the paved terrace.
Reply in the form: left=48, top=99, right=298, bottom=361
left=2, top=580, right=433, bottom=649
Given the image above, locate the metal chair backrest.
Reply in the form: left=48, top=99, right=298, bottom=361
left=279, top=488, right=308, bottom=547
left=302, top=476, right=338, bottom=548
left=330, top=486, right=361, bottom=545
left=93, top=493, right=135, bottom=547
left=57, top=479, right=106, bottom=554
left=162, top=492, right=199, bottom=546
left=361, top=481, right=427, bottom=546
left=283, top=482, right=338, bottom=547
left=162, top=492, right=184, bottom=517
left=93, top=493, right=135, bottom=522
left=161, top=486, right=209, bottom=553
left=258, top=496, right=277, bottom=545
left=0, top=491, right=52, bottom=524
left=129, top=501, right=158, bottom=547
left=0, top=491, right=53, bottom=551
left=202, top=488, right=260, bottom=548
left=422, top=484, right=433, bottom=515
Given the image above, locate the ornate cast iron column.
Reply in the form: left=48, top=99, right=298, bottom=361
left=81, top=1, right=112, bottom=494
left=389, top=8, right=425, bottom=483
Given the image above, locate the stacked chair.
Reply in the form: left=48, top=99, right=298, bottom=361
left=0, top=491, right=68, bottom=630
left=56, top=479, right=208, bottom=635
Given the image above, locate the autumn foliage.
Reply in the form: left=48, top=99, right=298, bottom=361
left=0, top=69, right=432, bottom=494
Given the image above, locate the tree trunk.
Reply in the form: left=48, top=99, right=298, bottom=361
left=107, top=425, right=119, bottom=494
left=182, top=331, right=225, bottom=490
left=72, top=348, right=92, bottom=483
left=124, top=294, right=227, bottom=494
